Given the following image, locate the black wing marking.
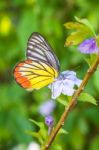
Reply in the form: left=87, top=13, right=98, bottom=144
left=26, top=32, right=60, bottom=72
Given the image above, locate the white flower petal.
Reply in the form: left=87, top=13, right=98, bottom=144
left=63, top=79, right=75, bottom=88
left=51, top=81, right=63, bottom=99
left=62, top=86, right=75, bottom=96
left=74, top=78, right=82, bottom=86
left=62, top=71, right=76, bottom=76
left=63, top=72, right=82, bottom=87
left=48, top=70, right=82, bottom=99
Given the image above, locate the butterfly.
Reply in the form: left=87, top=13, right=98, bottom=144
left=13, top=32, right=60, bottom=90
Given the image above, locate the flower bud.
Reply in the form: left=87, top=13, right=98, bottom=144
left=45, top=116, right=54, bottom=127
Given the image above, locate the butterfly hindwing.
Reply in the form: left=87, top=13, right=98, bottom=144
left=14, top=60, right=58, bottom=90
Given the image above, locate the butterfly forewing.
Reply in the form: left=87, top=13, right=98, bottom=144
left=27, top=32, right=60, bottom=72
left=14, top=32, right=59, bottom=90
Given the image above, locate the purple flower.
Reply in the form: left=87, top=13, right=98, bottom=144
left=78, top=38, right=99, bottom=54
left=49, top=71, right=82, bottom=99
left=38, top=100, right=56, bottom=116
left=45, top=116, right=54, bottom=127
left=45, top=115, right=54, bottom=135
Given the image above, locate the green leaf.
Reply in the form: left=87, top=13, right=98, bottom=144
left=57, top=98, right=68, bottom=106
left=90, top=54, right=97, bottom=65
left=96, top=35, right=99, bottom=46
left=29, top=119, right=47, bottom=142
left=78, top=93, right=97, bottom=105
left=75, top=16, right=96, bottom=36
left=64, top=21, right=90, bottom=46
left=52, top=145, right=63, bottom=150
left=65, top=31, right=87, bottom=46
left=83, top=54, right=97, bottom=67
left=29, top=119, right=44, bottom=128
left=26, top=130, right=43, bottom=144
left=58, top=128, right=68, bottom=135
left=64, top=17, right=96, bottom=46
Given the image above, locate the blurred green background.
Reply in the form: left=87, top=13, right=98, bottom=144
left=0, top=0, right=99, bottom=150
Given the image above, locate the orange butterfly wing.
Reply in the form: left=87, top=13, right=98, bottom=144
left=14, top=60, right=58, bottom=90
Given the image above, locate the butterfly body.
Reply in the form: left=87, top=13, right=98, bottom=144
left=14, top=32, right=59, bottom=90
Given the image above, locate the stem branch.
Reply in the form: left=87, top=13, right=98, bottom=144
left=43, top=55, right=99, bottom=150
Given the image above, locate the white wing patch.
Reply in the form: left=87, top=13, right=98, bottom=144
left=26, top=32, right=60, bottom=71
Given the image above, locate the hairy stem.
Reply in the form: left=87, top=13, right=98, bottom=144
left=43, top=55, right=99, bottom=150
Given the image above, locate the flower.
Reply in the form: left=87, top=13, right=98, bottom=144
left=45, top=116, right=54, bottom=127
left=78, top=38, right=99, bottom=54
left=38, top=100, right=56, bottom=116
left=45, top=115, right=54, bottom=135
left=27, top=142, right=40, bottom=150
left=49, top=71, right=82, bottom=99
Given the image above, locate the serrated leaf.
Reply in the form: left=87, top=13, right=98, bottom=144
left=78, top=93, right=97, bottom=105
